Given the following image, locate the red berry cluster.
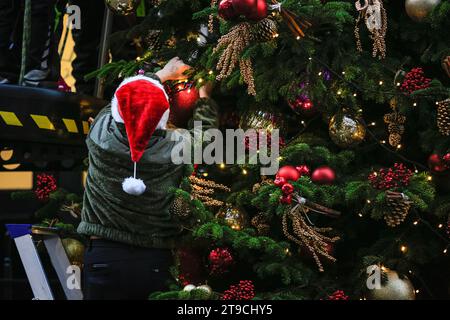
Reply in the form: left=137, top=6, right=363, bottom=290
left=34, top=173, right=57, bottom=202
left=178, top=274, right=190, bottom=287
left=296, top=165, right=311, bottom=177
left=274, top=176, right=294, bottom=204
left=244, top=131, right=285, bottom=152
left=221, top=280, right=255, bottom=300
left=368, top=163, right=413, bottom=190
left=208, top=247, right=234, bottom=275
left=326, top=290, right=349, bottom=300
left=400, top=67, right=431, bottom=94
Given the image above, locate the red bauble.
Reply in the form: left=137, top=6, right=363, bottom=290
left=246, top=0, right=267, bottom=20
left=273, top=176, right=286, bottom=187
left=311, top=166, right=336, bottom=185
left=280, top=194, right=292, bottom=204
left=281, top=183, right=294, bottom=195
left=288, top=95, right=317, bottom=117
left=295, top=165, right=311, bottom=177
left=232, top=0, right=267, bottom=20
left=168, top=83, right=199, bottom=128
left=218, top=0, right=237, bottom=20
left=276, top=165, right=301, bottom=182
left=428, top=154, right=448, bottom=173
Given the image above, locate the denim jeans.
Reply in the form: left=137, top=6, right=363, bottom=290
left=83, top=239, right=173, bottom=300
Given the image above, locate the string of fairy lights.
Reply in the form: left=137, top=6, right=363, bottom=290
left=153, top=16, right=450, bottom=295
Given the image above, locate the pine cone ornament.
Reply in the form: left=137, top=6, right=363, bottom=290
left=436, top=99, right=450, bottom=136
left=170, top=195, right=192, bottom=219
left=384, top=191, right=412, bottom=227
left=384, top=100, right=406, bottom=147
left=251, top=18, right=278, bottom=42
left=145, top=30, right=162, bottom=51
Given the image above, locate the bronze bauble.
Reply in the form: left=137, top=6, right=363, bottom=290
left=405, top=0, right=441, bottom=22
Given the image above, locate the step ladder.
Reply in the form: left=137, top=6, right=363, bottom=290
left=5, top=224, right=83, bottom=300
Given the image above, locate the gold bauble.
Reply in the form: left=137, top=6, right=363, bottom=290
left=61, top=238, right=85, bottom=267
left=216, top=205, right=247, bottom=231
left=405, top=0, right=441, bottom=22
left=196, top=284, right=213, bottom=296
left=239, top=110, right=280, bottom=132
left=329, top=114, right=366, bottom=148
left=366, top=268, right=416, bottom=300
left=105, top=0, right=141, bottom=16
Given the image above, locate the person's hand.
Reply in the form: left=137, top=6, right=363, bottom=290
left=156, top=57, right=191, bottom=83
left=199, top=81, right=214, bottom=99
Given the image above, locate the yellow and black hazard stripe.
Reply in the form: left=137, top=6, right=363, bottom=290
left=0, top=110, right=91, bottom=135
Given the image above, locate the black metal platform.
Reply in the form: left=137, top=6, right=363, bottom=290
left=0, top=85, right=106, bottom=171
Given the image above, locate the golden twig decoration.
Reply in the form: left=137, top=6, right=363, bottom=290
left=282, top=198, right=340, bottom=272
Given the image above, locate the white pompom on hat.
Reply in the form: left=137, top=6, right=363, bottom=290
left=111, top=75, right=170, bottom=195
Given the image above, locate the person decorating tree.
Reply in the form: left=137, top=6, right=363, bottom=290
left=78, top=57, right=218, bottom=300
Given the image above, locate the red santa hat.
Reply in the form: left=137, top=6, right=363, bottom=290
left=111, top=75, right=170, bottom=195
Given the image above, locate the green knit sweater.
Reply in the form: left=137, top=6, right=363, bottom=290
left=78, top=92, right=218, bottom=249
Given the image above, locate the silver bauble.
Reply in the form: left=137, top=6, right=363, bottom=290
left=405, top=0, right=441, bottom=22
left=366, top=268, right=416, bottom=300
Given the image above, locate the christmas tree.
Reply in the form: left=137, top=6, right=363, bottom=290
left=89, top=0, right=450, bottom=300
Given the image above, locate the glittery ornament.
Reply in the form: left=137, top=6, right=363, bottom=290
left=405, top=0, right=441, bottom=22
left=282, top=201, right=339, bottom=272
left=251, top=213, right=271, bottom=235
left=288, top=82, right=317, bottom=117
left=366, top=267, right=416, bottom=300
left=105, top=0, right=140, bottom=16
left=61, top=238, right=85, bottom=267
left=354, top=0, right=387, bottom=59
left=214, top=22, right=255, bottom=95
left=216, top=205, right=247, bottom=230
left=329, top=114, right=366, bottom=148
